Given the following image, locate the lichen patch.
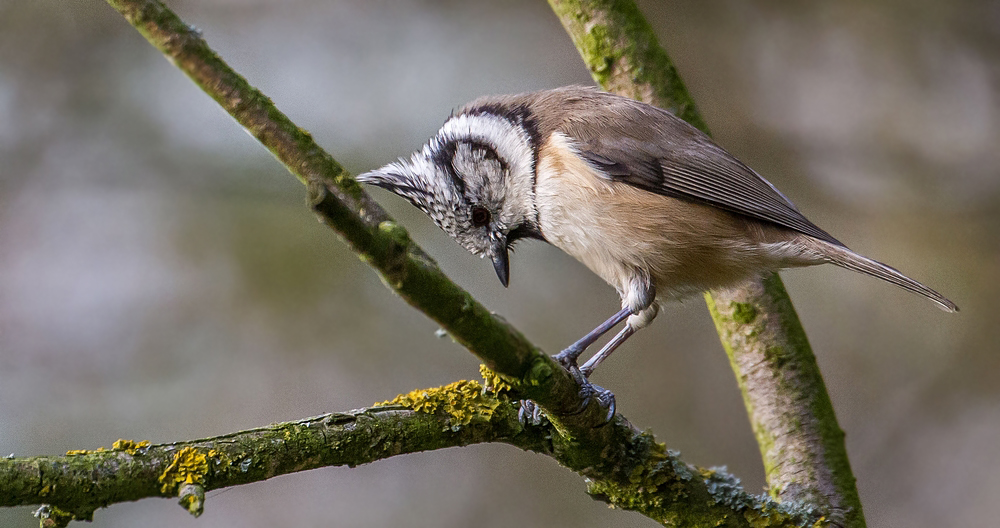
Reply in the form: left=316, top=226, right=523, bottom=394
left=159, top=447, right=210, bottom=495
left=376, top=380, right=501, bottom=427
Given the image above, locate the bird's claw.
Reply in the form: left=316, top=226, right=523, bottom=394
left=517, top=365, right=617, bottom=426
left=573, top=375, right=617, bottom=425
left=517, top=399, right=546, bottom=426
left=592, top=385, right=617, bottom=425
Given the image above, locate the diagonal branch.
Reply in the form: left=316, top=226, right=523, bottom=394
left=548, top=1, right=866, bottom=526
left=102, top=0, right=595, bottom=426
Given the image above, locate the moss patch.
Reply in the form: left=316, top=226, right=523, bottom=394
left=730, top=301, right=759, bottom=325
left=34, top=505, right=75, bottom=528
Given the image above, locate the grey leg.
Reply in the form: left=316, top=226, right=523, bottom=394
left=579, top=325, right=636, bottom=378
left=520, top=305, right=640, bottom=427
left=553, top=306, right=632, bottom=368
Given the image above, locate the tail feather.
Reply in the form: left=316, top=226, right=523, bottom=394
left=802, top=238, right=959, bottom=313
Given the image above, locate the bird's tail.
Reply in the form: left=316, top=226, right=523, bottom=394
left=801, top=237, right=959, bottom=313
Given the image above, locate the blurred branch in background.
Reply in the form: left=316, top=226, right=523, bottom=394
left=0, top=0, right=869, bottom=526
left=548, top=1, right=865, bottom=526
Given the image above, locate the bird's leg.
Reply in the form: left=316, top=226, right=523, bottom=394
left=557, top=323, right=639, bottom=425
left=520, top=307, right=631, bottom=426
left=552, top=306, right=632, bottom=370
left=524, top=310, right=637, bottom=425
left=519, top=277, right=654, bottom=426
left=580, top=325, right=636, bottom=377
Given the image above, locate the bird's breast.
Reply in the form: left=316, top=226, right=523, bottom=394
left=534, top=132, right=781, bottom=300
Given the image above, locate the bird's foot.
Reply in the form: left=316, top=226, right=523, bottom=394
left=581, top=380, right=617, bottom=425
left=517, top=365, right=616, bottom=426
left=552, top=345, right=583, bottom=371
left=517, top=399, right=546, bottom=426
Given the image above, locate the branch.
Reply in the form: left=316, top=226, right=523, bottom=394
left=2, top=382, right=534, bottom=522
left=548, top=1, right=865, bottom=526
left=3, top=379, right=818, bottom=527
left=100, top=0, right=596, bottom=423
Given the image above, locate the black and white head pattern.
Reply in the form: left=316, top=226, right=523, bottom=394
left=357, top=112, right=537, bottom=261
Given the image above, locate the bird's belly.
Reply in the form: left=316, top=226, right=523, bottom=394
left=535, top=148, right=775, bottom=301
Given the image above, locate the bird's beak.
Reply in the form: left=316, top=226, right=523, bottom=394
left=491, top=243, right=510, bottom=288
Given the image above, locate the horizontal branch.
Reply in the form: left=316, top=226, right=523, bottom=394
left=1, top=382, right=533, bottom=519
left=3, top=379, right=820, bottom=526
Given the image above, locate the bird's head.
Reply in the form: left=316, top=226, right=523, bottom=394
left=357, top=112, right=541, bottom=286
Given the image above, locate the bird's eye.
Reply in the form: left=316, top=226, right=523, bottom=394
left=471, top=206, right=491, bottom=227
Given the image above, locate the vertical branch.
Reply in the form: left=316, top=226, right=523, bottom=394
left=707, top=276, right=858, bottom=523
left=548, top=1, right=865, bottom=526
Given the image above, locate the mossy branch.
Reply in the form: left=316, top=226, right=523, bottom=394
left=100, top=0, right=596, bottom=425
left=3, top=379, right=821, bottom=527
left=548, top=0, right=865, bottom=526
left=1, top=383, right=535, bottom=523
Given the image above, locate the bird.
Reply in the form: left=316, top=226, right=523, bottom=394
left=357, top=85, right=958, bottom=418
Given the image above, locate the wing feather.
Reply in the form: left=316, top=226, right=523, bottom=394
left=561, top=95, right=843, bottom=246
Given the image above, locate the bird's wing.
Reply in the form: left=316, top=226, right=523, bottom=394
left=563, top=99, right=843, bottom=246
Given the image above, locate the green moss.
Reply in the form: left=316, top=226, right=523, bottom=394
left=764, top=346, right=791, bottom=369
left=731, top=302, right=759, bottom=325
left=34, top=505, right=75, bottom=528
left=178, top=482, right=206, bottom=517
left=578, top=23, right=620, bottom=82
left=378, top=221, right=411, bottom=247
left=588, top=461, right=820, bottom=526
left=524, top=356, right=554, bottom=387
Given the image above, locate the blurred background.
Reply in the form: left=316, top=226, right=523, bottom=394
left=1, top=0, right=997, bottom=526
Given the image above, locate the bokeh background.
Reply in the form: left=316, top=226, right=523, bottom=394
left=1, top=1, right=997, bottom=526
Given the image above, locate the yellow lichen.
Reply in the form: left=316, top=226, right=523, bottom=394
left=479, top=364, right=514, bottom=393
left=376, top=380, right=501, bottom=426
left=159, top=447, right=210, bottom=495
left=65, top=446, right=107, bottom=456
left=66, top=440, right=150, bottom=458
left=112, top=439, right=150, bottom=455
